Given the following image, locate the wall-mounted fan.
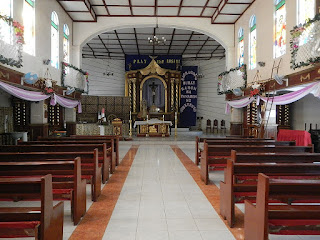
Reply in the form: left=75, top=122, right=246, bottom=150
left=273, top=74, right=285, bottom=85
left=22, top=72, right=38, bottom=85
left=232, top=88, right=243, bottom=96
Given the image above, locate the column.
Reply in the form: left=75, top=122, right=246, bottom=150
left=132, top=79, right=137, bottom=113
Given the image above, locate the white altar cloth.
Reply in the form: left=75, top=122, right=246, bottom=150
left=134, top=119, right=173, bottom=128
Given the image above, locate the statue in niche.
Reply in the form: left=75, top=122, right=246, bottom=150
left=149, top=81, right=160, bottom=113
left=137, top=99, right=148, bottom=120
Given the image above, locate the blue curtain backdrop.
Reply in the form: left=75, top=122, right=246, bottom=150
left=125, top=55, right=182, bottom=71
left=180, top=66, right=198, bottom=127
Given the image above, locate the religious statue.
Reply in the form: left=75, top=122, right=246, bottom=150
left=137, top=99, right=148, bottom=119
left=149, top=81, right=160, bottom=113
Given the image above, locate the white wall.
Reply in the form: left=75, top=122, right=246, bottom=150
left=0, top=0, right=73, bottom=85
left=184, top=58, right=230, bottom=130
left=292, top=94, right=320, bottom=130
left=0, top=89, right=12, bottom=107
left=82, top=58, right=125, bottom=96
left=234, top=0, right=314, bottom=85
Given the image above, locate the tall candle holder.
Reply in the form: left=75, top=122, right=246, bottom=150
left=174, top=112, right=178, bottom=137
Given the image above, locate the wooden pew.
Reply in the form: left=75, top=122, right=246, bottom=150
left=1, top=143, right=110, bottom=183
left=19, top=140, right=116, bottom=175
left=200, top=143, right=314, bottom=184
left=244, top=174, right=320, bottom=240
left=0, top=159, right=86, bottom=225
left=39, top=135, right=120, bottom=167
left=38, top=135, right=119, bottom=169
left=0, top=150, right=101, bottom=201
left=195, top=136, right=275, bottom=165
left=220, top=159, right=320, bottom=227
left=0, top=175, right=64, bottom=240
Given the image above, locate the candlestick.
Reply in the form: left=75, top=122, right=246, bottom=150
left=130, top=110, right=132, bottom=120
left=163, top=114, right=165, bottom=122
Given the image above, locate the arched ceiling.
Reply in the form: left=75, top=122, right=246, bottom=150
left=57, top=0, right=255, bottom=23
left=82, top=27, right=225, bottom=60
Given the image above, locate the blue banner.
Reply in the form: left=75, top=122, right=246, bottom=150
left=125, top=55, right=182, bottom=71
left=180, top=66, right=198, bottom=127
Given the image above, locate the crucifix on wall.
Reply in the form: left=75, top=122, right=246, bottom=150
left=149, top=80, right=159, bottom=105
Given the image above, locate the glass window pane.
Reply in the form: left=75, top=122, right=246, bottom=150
left=51, top=12, right=59, bottom=69
left=274, top=0, right=286, bottom=58
left=0, top=0, right=13, bottom=44
left=298, top=0, right=315, bottom=24
left=238, top=28, right=244, bottom=67
left=23, top=0, right=35, bottom=55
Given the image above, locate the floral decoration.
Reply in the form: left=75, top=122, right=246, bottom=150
left=0, top=14, right=24, bottom=68
left=61, top=61, right=89, bottom=93
left=249, top=88, right=260, bottom=98
left=44, top=87, right=54, bottom=95
left=217, top=64, right=247, bottom=95
left=290, top=14, right=320, bottom=69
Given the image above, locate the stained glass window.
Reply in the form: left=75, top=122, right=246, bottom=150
left=298, top=0, right=315, bottom=46
left=298, top=0, right=315, bottom=24
left=249, top=15, right=257, bottom=69
left=51, top=11, right=59, bottom=69
left=23, top=0, right=35, bottom=55
left=238, top=28, right=244, bottom=67
left=63, top=24, right=69, bottom=63
left=274, top=0, right=286, bottom=58
left=0, top=0, right=13, bottom=44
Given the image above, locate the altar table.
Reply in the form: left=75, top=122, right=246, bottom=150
left=134, top=119, right=172, bottom=137
left=277, top=129, right=312, bottom=146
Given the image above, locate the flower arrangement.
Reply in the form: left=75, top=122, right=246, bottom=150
left=61, top=62, right=89, bottom=93
left=44, top=87, right=54, bottom=95
left=290, top=14, right=320, bottom=69
left=217, top=64, right=247, bottom=95
left=250, top=88, right=260, bottom=98
left=0, top=14, right=24, bottom=68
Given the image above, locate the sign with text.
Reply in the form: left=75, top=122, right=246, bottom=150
left=125, top=55, right=182, bottom=71
left=180, top=66, right=198, bottom=127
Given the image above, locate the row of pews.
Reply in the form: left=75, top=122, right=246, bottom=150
left=0, top=135, right=120, bottom=240
left=196, top=136, right=320, bottom=240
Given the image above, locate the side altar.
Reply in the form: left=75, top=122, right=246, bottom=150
left=134, top=119, right=172, bottom=137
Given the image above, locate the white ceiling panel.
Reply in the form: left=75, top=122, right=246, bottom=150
left=179, top=7, right=203, bottom=16
left=202, top=8, right=215, bottom=16
left=93, top=6, right=108, bottom=15
left=183, top=0, right=208, bottom=6
left=132, top=0, right=154, bottom=5
left=69, top=12, right=93, bottom=21
left=105, top=0, right=129, bottom=5
left=157, top=7, right=179, bottom=16
left=157, top=0, right=181, bottom=6
left=221, top=4, right=249, bottom=14
left=132, top=7, right=155, bottom=15
left=214, top=15, right=239, bottom=23
left=108, top=7, right=131, bottom=15
left=60, top=1, right=88, bottom=11
left=207, top=0, right=221, bottom=7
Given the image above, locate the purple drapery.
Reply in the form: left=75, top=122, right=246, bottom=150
left=51, top=94, right=82, bottom=113
left=225, top=82, right=320, bottom=114
left=0, top=80, right=51, bottom=102
left=0, top=80, right=82, bottom=112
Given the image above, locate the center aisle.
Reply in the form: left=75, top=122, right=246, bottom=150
left=103, top=142, right=235, bottom=240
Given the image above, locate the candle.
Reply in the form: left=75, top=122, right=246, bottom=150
left=101, top=108, right=105, bottom=118
left=163, top=114, right=165, bottom=121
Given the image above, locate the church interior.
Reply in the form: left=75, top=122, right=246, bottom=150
left=1, top=0, right=320, bottom=239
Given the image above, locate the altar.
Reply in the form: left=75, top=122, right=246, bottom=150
left=134, top=119, right=172, bottom=137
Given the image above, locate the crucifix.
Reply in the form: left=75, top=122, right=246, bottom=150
left=149, top=80, right=159, bottom=105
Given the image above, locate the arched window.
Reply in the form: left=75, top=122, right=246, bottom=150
left=274, top=0, right=286, bottom=58
left=23, top=0, right=35, bottom=55
left=238, top=28, right=244, bottom=67
left=249, top=15, right=257, bottom=69
left=51, top=11, right=59, bottom=69
left=0, top=0, right=13, bottom=44
left=298, top=0, right=315, bottom=24
left=63, top=24, right=69, bottom=63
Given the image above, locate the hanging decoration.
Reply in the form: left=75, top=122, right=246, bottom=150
left=61, top=62, right=89, bottom=93
left=0, top=15, right=24, bottom=68
left=290, top=14, right=320, bottom=69
left=0, top=80, right=82, bottom=112
left=217, top=64, right=247, bottom=95
left=225, top=81, right=320, bottom=114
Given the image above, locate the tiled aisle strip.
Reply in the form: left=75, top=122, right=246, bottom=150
left=69, top=145, right=139, bottom=240
left=171, top=145, right=245, bottom=240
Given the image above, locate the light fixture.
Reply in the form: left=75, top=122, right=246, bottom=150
left=147, top=17, right=166, bottom=45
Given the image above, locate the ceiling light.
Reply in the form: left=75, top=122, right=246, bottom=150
left=147, top=17, right=166, bottom=45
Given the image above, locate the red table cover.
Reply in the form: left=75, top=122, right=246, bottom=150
left=277, top=129, right=312, bottom=146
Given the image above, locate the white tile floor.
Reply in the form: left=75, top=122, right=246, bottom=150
left=102, top=141, right=234, bottom=240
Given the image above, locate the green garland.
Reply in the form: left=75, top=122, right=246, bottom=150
left=290, top=14, right=320, bottom=69
left=61, top=62, right=89, bottom=93
left=217, top=64, right=247, bottom=95
left=0, top=15, right=24, bottom=68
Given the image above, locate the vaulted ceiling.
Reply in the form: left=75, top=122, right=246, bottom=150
left=82, top=27, right=225, bottom=60
left=57, top=0, right=255, bottom=24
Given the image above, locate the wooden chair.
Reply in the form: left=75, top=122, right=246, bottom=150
left=220, top=119, right=226, bottom=135
left=213, top=119, right=218, bottom=134
left=206, top=119, right=212, bottom=133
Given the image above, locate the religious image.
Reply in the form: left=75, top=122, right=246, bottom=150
left=274, top=0, right=286, bottom=57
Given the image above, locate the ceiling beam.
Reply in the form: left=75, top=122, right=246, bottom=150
left=200, top=0, right=210, bottom=16
left=211, top=0, right=229, bottom=24
left=86, top=43, right=96, bottom=58
left=196, top=36, right=210, bottom=58
left=102, top=0, right=111, bottom=15
left=128, top=0, right=133, bottom=16
left=177, top=0, right=184, bottom=16
left=167, top=28, right=176, bottom=55
left=235, top=0, right=256, bottom=23
left=154, top=0, right=158, bottom=16
left=114, top=30, right=126, bottom=55
left=98, top=35, right=110, bottom=57
left=133, top=28, right=140, bottom=55
left=182, top=31, right=194, bottom=55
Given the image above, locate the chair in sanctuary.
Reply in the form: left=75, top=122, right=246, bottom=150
left=220, top=119, right=226, bottom=135
left=206, top=119, right=212, bottom=133
left=213, top=119, right=219, bottom=134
